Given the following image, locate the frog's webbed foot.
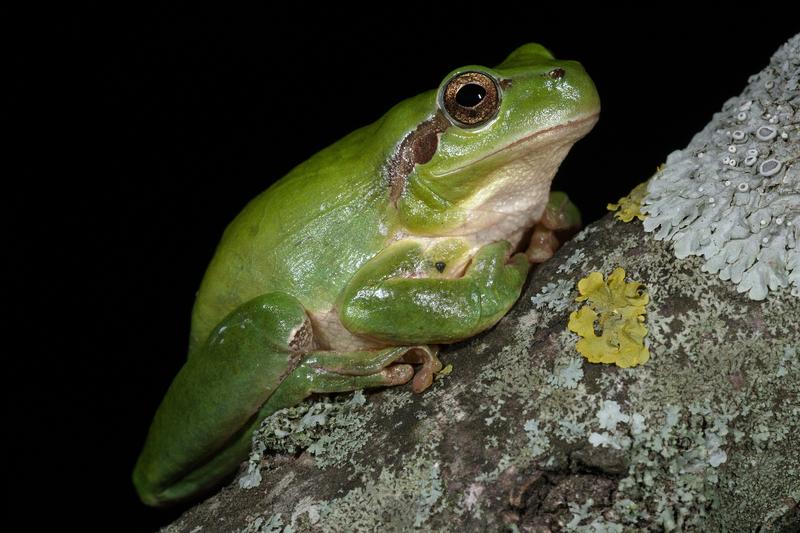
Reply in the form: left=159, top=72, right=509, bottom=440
left=526, top=191, right=582, bottom=263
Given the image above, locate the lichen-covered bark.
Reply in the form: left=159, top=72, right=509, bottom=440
left=164, top=40, right=800, bottom=533
left=643, top=34, right=799, bottom=301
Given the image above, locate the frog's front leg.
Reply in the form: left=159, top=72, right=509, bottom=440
left=339, top=239, right=530, bottom=345
left=526, top=191, right=582, bottom=263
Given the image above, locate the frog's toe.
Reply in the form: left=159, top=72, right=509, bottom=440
left=382, top=364, right=415, bottom=385
left=541, top=191, right=582, bottom=233
left=526, top=192, right=582, bottom=264
left=411, top=364, right=436, bottom=394
left=526, top=226, right=561, bottom=264
left=397, top=345, right=442, bottom=393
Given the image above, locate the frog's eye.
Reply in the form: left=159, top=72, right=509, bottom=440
left=439, top=71, right=501, bottom=128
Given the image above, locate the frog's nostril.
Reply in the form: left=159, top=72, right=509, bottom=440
left=548, top=68, right=565, bottom=79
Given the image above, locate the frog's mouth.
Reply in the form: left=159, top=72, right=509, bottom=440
left=441, top=112, right=599, bottom=245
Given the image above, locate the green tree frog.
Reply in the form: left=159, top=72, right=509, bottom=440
left=133, top=43, right=600, bottom=506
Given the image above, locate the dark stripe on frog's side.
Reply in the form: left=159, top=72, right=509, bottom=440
left=386, top=111, right=450, bottom=204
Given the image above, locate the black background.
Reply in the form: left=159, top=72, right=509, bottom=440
left=12, top=6, right=797, bottom=531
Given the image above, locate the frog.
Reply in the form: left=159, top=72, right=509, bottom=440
left=133, top=43, right=600, bottom=507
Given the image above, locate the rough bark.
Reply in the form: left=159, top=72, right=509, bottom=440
left=164, top=37, right=799, bottom=533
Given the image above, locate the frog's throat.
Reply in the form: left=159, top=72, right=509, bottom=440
left=432, top=113, right=599, bottom=178
left=441, top=113, right=598, bottom=243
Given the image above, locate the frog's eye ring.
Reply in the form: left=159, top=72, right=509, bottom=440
left=439, top=71, right=501, bottom=128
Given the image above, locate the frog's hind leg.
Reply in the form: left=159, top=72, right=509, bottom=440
left=261, top=345, right=442, bottom=419
left=134, top=291, right=442, bottom=506
left=134, top=291, right=317, bottom=506
left=526, top=191, right=582, bottom=263
left=302, top=345, right=442, bottom=394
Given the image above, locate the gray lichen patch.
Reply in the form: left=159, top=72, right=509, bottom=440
left=241, top=390, right=373, bottom=490
left=240, top=418, right=450, bottom=533
left=642, top=34, right=800, bottom=301
left=317, top=436, right=446, bottom=531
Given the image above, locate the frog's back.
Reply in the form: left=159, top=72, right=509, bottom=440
left=189, top=124, right=393, bottom=353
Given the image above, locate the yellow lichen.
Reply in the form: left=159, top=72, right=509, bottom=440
left=567, top=267, right=650, bottom=368
left=434, top=363, right=453, bottom=380
left=607, top=181, right=650, bottom=222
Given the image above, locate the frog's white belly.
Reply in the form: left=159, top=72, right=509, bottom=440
left=308, top=308, right=382, bottom=351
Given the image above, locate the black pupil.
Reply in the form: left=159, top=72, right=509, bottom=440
left=455, top=83, right=486, bottom=107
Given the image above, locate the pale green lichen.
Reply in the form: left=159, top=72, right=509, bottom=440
left=642, top=35, right=800, bottom=301
left=523, top=418, right=551, bottom=457
left=595, top=400, right=630, bottom=431
left=566, top=497, right=626, bottom=532
left=557, top=248, right=588, bottom=274
left=240, top=512, right=288, bottom=533
left=555, top=418, right=588, bottom=444
left=314, top=425, right=446, bottom=532
left=290, top=497, right=322, bottom=529
left=253, top=393, right=363, bottom=455
left=245, top=389, right=373, bottom=488
left=530, top=279, right=575, bottom=315
left=546, top=354, right=585, bottom=389
left=573, top=223, right=601, bottom=243
left=377, top=389, right=414, bottom=416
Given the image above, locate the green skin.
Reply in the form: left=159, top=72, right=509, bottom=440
left=133, top=43, right=600, bottom=506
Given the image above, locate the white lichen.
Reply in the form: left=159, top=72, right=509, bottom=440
left=557, top=248, right=588, bottom=274
left=596, top=400, right=630, bottom=432
left=530, top=279, right=574, bottom=312
left=642, top=35, right=800, bottom=300
left=546, top=355, right=585, bottom=389
left=523, top=418, right=551, bottom=457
